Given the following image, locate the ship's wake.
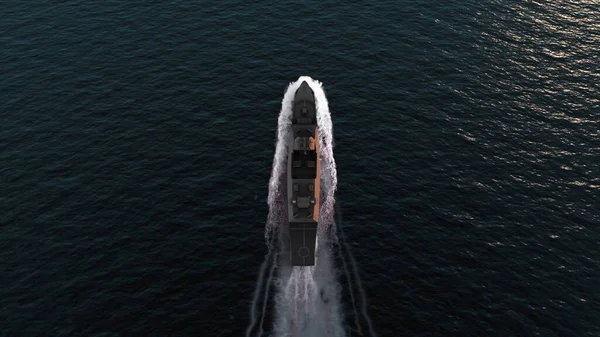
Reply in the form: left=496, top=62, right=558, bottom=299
left=246, top=77, right=376, bottom=337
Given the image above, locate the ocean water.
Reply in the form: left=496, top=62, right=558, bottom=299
left=2, top=1, right=599, bottom=336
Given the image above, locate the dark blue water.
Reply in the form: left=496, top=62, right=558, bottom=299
left=2, top=1, right=599, bottom=336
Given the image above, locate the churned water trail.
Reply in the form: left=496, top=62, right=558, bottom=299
left=245, top=247, right=270, bottom=337
left=332, top=218, right=362, bottom=335
left=336, top=202, right=377, bottom=337
left=246, top=229, right=276, bottom=337
left=258, top=258, right=277, bottom=336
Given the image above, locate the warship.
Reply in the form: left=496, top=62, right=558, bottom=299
left=286, top=81, right=320, bottom=266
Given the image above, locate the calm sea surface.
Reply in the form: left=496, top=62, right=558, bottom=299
left=2, top=1, right=599, bottom=336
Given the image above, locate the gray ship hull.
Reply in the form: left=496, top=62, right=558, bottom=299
left=286, top=81, right=320, bottom=266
